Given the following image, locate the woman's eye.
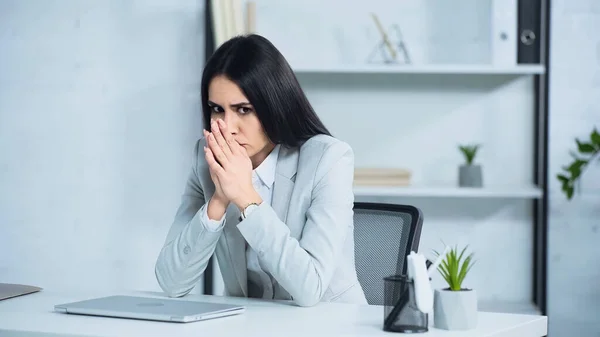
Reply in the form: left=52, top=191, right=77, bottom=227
left=238, top=107, right=253, bottom=114
left=210, top=106, right=223, bottom=113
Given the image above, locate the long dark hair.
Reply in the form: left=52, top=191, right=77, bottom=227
left=200, top=34, right=331, bottom=148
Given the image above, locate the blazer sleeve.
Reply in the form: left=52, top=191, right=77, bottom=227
left=237, top=141, right=355, bottom=307
left=154, top=139, right=224, bottom=297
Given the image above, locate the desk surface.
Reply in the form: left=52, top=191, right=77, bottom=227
left=0, top=290, right=547, bottom=337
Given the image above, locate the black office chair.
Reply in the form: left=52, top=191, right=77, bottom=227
left=353, top=202, right=424, bottom=305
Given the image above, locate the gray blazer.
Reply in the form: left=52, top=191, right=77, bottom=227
left=154, top=134, right=367, bottom=307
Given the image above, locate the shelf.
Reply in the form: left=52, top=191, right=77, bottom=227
left=479, top=300, right=542, bottom=316
left=353, top=186, right=543, bottom=198
left=293, top=64, right=545, bottom=75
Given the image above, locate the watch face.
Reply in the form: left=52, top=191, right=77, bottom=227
left=243, top=204, right=259, bottom=218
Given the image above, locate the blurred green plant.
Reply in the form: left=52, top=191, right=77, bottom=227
left=557, top=127, right=600, bottom=200
left=458, top=144, right=480, bottom=165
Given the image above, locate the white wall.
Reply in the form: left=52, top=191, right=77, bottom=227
left=548, top=0, right=600, bottom=335
left=254, top=0, right=492, bottom=67
left=0, top=0, right=205, bottom=294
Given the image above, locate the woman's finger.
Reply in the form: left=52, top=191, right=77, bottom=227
left=217, top=119, right=239, bottom=155
left=204, top=146, right=225, bottom=176
left=211, top=119, right=233, bottom=159
left=207, top=132, right=228, bottom=168
left=203, top=129, right=216, bottom=153
left=233, top=138, right=248, bottom=157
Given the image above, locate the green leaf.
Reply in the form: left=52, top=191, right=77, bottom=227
left=460, top=260, right=476, bottom=287
left=458, top=144, right=480, bottom=165
left=566, top=186, right=574, bottom=200
left=591, top=128, right=600, bottom=146
left=576, top=140, right=596, bottom=153
left=439, top=261, right=450, bottom=276
left=557, top=174, right=569, bottom=184
left=560, top=127, right=600, bottom=201
left=435, top=244, right=475, bottom=291
left=573, top=159, right=588, bottom=169
left=457, top=255, right=471, bottom=288
left=568, top=159, right=587, bottom=179
left=438, top=261, right=451, bottom=287
left=457, top=245, right=468, bottom=263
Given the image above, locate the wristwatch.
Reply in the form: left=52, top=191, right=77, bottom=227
left=240, top=202, right=260, bottom=220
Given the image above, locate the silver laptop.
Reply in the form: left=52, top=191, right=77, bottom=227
left=54, top=295, right=245, bottom=323
left=0, top=283, right=42, bottom=301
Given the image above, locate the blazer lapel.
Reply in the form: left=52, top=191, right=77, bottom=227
left=272, top=145, right=299, bottom=227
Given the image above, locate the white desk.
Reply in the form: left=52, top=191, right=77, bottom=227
left=0, top=290, right=547, bottom=337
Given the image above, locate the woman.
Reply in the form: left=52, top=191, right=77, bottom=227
left=155, top=34, right=367, bottom=307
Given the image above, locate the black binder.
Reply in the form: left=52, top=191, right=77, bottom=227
left=203, top=0, right=215, bottom=296
left=205, top=0, right=216, bottom=58
left=517, top=0, right=542, bottom=63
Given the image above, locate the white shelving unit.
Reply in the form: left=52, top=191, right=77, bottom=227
left=297, top=59, right=545, bottom=315
left=209, top=0, right=548, bottom=318
left=293, top=64, right=546, bottom=75
left=479, top=300, right=542, bottom=316
left=353, top=185, right=543, bottom=198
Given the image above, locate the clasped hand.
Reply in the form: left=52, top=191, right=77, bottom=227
left=203, top=119, right=260, bottom=210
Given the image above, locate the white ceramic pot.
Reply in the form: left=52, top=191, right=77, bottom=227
left=433, top=288, right=478, bottom=330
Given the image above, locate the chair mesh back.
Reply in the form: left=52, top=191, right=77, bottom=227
left=354, top=207, right=413, bottom=305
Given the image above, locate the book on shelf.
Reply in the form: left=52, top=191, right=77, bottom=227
left=491, top=0, right=541, bottom=66
left=209, top=0, right=251, bottom=48
left=491, top=0, right=518, bottom=66
left=354, top=168, right=412, bottom=186
left=517, top=0, right=542, bottom=64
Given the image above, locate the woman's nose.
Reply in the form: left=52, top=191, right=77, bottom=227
left=222, top=112, right=238, bottom=134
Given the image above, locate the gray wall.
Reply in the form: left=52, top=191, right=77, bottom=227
left=548, top=0, right=600, bottom=335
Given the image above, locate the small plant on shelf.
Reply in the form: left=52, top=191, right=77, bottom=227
left=459, top=144, right=480, bottom=165
left=557, top=127, right=600, bottom=200
left=433, top=244, right=476, bottom=291
left=458, top=144, right=483, bottom=187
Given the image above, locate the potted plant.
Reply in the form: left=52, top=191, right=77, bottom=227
left=557, top=127, right=600, bottom=200
left=432, top=244, right=477, bottom=330
left=458, top=144, right=482, bottom=187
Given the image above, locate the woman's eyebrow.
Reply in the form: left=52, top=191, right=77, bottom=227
left=207, top=100, right=251, bottom=108
left=230, top=101, right=252, bottom=108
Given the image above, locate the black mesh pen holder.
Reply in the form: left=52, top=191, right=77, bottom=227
left=383, top=275, right=428, bottom=333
